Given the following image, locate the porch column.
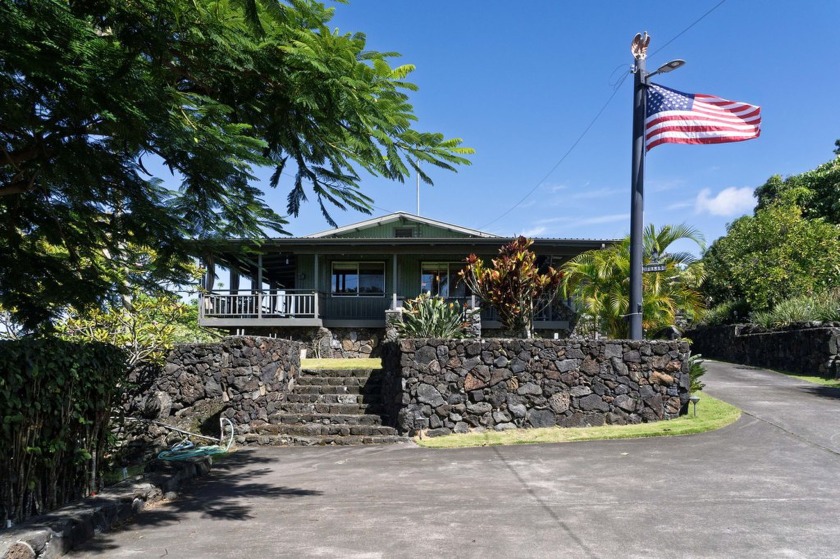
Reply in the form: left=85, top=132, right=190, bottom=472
left=256, top=254, right=263, bottom=318
left=392, top=254, right=398, bottom=309
left=313, top=254, right=320, bottom=319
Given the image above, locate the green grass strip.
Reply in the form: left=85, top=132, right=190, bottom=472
left=770, top=371, right=840, bottom=388
left=301, top=357, right=382, bottom=370
left=415, top=392, right=740, bottom=449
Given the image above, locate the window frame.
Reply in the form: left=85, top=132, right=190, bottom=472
left=330, top=261, right=386, bottom=297
left=420, top=261, right=467, bottom=299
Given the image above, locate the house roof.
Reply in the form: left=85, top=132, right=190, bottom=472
left=305, top=211, right=498, bottom=239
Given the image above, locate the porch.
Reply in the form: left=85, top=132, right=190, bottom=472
left=198, top=289, right=573, bottom=331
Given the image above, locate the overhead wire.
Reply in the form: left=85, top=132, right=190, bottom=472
left=478, top=70, right=631, bottom=231
left=476, top=0, right=730, bottom=232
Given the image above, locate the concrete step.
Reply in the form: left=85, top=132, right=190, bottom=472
left=268, top=412, right=387, bottom=426
left=285, top=393, right=383, bottom=405
left=277, top=402, right=385, bottom=415
left=296, top=376, right=381, bottom=387
left=294, top=384, right=380, bottom=396
left=301, top=368, right=381, bottom=378
left=253, top=423, right=399, bottom=437
left=237, top=433, right=410, bottom=446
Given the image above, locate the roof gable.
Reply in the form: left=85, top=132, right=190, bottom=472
left=305, top=212, right=499, bottom=240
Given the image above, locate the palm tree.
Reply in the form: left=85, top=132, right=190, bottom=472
left=562, top=224, right=705, bottom=339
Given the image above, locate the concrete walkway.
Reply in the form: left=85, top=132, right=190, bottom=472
left=71, top=360, right=840, bottom=558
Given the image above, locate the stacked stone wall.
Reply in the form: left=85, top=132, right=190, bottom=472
left=687, top=324, right=840, bottom=378
left=254, top=326, right=384, bottom=358
left=122, top=336, right=302, bottom=457
left=381, top=338, right=690, bottom=437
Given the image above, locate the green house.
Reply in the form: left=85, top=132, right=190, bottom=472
left=199, top=212, right=613, bottom=354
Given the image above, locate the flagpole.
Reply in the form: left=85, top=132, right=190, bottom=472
left=629, top=34, right=648, bottom=340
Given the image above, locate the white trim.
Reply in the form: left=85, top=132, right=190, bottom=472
left=306, top=212, right=498, bottom=239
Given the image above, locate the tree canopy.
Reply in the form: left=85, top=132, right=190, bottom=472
left=0, top=0, right=472, bottom=328
left=754, top=148, right=840, bottom=224
left=701, top=204, right=840, bottom=313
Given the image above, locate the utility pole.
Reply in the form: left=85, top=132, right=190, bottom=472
left=628, top=32, right=649, bottom=340
left=416, top=161, right=421, bottom=216
left=628, top=33, right=685, bottom=340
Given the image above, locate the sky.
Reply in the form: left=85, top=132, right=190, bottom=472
left=253, top=0, right=840, bottom=255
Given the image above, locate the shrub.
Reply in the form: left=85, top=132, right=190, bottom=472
left=688, top=354, right=706, bottom=392
left=699, top=300, right=751, bottom=326
left=0, top=338, right=126, bottom=524
left=398, top=294, right=468, bottom=338
left=751, top=289, right=840, bottom=329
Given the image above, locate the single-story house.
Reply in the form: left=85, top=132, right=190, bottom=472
left=198, top=212, right=614, bottom=356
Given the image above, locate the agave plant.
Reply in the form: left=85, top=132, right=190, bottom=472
left=397, top=293, right=468, bottom=338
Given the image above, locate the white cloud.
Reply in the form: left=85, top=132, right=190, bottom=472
left=518, top=225, right=547, bottom=237
left=695, top=187, right=755, bottom=217
left=666, top=201, right=693, bottom=211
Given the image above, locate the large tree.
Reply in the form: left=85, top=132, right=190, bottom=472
left=702, top=204, right=840, bottom=312
left=754, top=145, right=840, bottom=224
left=0, top=0, right=472, bottom=327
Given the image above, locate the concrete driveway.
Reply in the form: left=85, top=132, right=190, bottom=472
left=72, top=360, right=840, bottom=558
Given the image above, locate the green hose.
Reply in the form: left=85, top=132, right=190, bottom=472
left=157, top=418, right=235, bottom=461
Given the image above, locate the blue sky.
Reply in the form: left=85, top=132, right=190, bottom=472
left=256, top=0, right=840, bottom=255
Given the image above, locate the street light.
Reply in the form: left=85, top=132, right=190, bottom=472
left=628, top=33, right=685, bottom=340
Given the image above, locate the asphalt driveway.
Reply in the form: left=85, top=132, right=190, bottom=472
left=72, top=360, right=840, bottom=558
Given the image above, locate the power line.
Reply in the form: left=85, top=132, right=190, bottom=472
left=649, top=0, right=728, bottom=58
left=478, top=0, right=729, bottom=232
left=479, top=71, right=631, bottom=231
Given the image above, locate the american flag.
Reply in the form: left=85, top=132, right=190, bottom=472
left=645, top=83, right=761, bottom=151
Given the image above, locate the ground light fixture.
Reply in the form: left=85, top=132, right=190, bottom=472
left=689, top=394, right=700, bottom=417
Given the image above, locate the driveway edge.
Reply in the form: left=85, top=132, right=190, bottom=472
left=0, top=457, right=213, bottom=559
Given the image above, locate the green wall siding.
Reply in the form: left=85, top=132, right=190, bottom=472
left=329, top=222, right=474, bottom=239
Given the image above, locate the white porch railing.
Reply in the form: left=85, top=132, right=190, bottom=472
left=200, top=289, right=320, bottom=319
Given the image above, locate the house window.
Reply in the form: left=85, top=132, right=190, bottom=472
left=420, top=262, right=467, bottom=298
left=331, top=262, right=385, bottom=296
left=394, top=227, right=414, bottom=238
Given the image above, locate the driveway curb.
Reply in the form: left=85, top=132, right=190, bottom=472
left=0, top=458, right=212, bottom=559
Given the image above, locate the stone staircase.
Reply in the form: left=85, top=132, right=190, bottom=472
left=250, top=367, right=408, bottom=446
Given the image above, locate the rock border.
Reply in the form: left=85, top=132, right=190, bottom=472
left=0, top=458, right=212, bottom=559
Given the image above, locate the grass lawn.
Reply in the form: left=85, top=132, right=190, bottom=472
left=301, top=357, right=382, bottom=370
left=415, top=392, right=741, bottom=449
left=770, top=370, right=840, bottom=388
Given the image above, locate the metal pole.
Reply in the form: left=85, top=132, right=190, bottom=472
left=629, top=41, right=647, bottom=340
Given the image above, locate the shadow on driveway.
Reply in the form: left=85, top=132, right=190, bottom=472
left=76, top=449, right=322, bottom=555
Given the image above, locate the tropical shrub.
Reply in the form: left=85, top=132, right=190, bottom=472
left=0, top=338, right=126, bottom=524
left=750, top=289, right=840, bottom=329
left=688, top=354, right=706, bottom=393
left=459, top=237, right=563, bottom=338
left=398, top=294, right=468, bottom=338
left=562, top=224, right=705, bottom=339
left=699, top=300, right=751, bottom=326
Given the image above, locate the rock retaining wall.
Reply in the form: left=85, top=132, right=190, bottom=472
left=687, top=324, right=840, bottom=378
left=381, top=338, right=690, bottom=437
left=122, top=336, right=302, bottom=458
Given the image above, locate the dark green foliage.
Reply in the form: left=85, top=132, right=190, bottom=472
left=750, top=289, right=840, bottom=329
left=398, top=294, right=468, bottom=339
left=699, top=300, right=751, bottom=326
left=0, top=0, right=472, bottom=328
left=0, top=338, right=126, bottom=523
left=688, top=354, right=706, bottom=393
left=754, top=150, right=840, bottom=225
left=701, top=204, right=840, bottom=313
